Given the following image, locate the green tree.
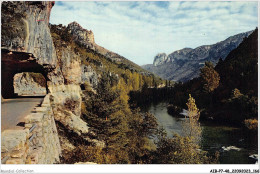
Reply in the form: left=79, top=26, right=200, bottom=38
left=127, top=110, right=158, bottom=163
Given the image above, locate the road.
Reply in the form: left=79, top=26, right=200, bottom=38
left=1, top=97, right=44, bottom=132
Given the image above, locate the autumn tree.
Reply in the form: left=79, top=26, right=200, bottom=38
left=132, top=72, right=140, bottom=91
left=231, top=88, right=243, bottom=99
left=244, top=119, right=258, bottom=130
left=200, top=61, right=220, bottom=93
left=154, top=128, right=217, bottom=164
left=183, top=94, right=202, bottom=144
left=153, top=95, right=219, bottom=164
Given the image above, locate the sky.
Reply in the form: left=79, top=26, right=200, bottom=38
left=50, top=1, right=258, bottom=66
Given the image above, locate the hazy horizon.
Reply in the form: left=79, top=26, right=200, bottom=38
left=50, top=1, right=258, bottom=66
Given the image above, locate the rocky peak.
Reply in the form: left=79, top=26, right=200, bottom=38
left=153, top=53, right=167, bottom=66
left=67, top=21, right=95, bottom=46
left=66, top=21, right=127, bottom=63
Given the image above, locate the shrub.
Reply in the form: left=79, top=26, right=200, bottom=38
left=244, top=119, right=258, bottom=130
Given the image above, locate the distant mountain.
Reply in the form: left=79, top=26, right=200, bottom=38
left=142, top=31, right=253, bottom=82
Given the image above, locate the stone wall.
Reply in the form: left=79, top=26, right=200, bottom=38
left=1, top=94, right=61, bottom=164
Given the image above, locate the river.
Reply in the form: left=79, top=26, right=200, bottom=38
left=141, top=102, right=258, bottom=164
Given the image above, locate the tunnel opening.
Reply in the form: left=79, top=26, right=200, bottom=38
left=1, top=49, right=49, bottom=99
left=13, top=72, right=47, bottom=97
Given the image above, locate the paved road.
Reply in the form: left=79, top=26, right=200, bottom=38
left=1, top=98, right=44, bottom=132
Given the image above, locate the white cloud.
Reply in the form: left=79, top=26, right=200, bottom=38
left=50, top=1, right=258, bottom=65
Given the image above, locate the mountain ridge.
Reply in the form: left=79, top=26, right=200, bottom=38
left=142, top=30, right=253, bottom=82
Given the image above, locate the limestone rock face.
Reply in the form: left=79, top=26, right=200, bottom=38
left=58, top=46, right=82, bottom=85
left=81, top=65, right=98, bottom=89
left=49, top=85, right=89, bottom=136
left=66, top=21, right=126, bottom=62
left=153, top=53, right=167, bottom=66
left=1, top=1, right=57, bottom=67
left=1, top=1, right=64, bottom=97
left=13, top=72, right=47, bottom=96
left=67, top=21, right=95, bottom=48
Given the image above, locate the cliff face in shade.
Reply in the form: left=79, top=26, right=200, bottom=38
left=142, top=31, right=253, bottom=82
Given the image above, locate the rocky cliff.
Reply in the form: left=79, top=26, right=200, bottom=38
left=1, top=1, right=92, bottom=151
left=67, top=21, right=95, bottom=48
left=1, top=1, right=57, bottom=67
left=153, top=53, right=168, bottom=66
left=142, top=31, right=253, bottom=82
left=66, top=21, right=122, bottom=61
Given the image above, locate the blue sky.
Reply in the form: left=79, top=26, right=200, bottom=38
left=50, top=1, right=258, bottom=65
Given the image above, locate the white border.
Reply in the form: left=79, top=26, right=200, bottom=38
left=1, top=164, right=260, bottom=174
left=1, top=0, right=259, bottom=174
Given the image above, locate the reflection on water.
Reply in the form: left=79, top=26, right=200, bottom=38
left=145, top=102, right=184, bottom=137
left=141, top=102, right=258, bottom=164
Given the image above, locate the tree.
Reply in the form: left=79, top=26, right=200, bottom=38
left=132, top=72, right=140, bottom=91
left=154, top=128, right=217, bottom=164
left=127, top=110, right=158, bottom=163
left=244, top=119, right=258, bottom=130
left=200, top=61, right=220, bottom=93
left=231, top=88, right=243, bottom=99
left=183, top=94, right=202, bottom=144
left=152, top=94, right=218, bottom=164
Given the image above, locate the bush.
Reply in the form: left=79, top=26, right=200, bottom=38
left=244, top=119, right=258, bottom=130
